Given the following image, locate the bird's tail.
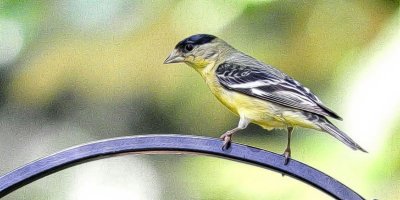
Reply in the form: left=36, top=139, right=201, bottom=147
left=317, top=118, right=367, bottom=153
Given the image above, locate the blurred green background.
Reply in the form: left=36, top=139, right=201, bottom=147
left=1, top=0, right=399, bottom=199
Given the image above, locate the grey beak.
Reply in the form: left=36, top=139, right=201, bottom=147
left=164, top=49, right=184, bottom=64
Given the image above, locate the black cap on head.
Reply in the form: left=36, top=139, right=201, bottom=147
left=175, top=34, right=217, bottom=50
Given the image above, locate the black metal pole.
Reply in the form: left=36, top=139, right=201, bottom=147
left=0, top=134, right=364, bottom=199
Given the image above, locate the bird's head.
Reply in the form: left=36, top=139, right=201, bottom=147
left=164, top=34, right=228, bottom=68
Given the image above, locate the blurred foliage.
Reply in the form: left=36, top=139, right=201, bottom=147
left=0, top=0, right=399, bottom=199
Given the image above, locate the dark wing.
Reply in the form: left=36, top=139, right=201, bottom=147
left=216, top=62, right=342, bottom=120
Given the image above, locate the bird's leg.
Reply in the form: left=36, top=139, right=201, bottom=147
left=220, top=116, right=249, bottom=150
left=219, top=128, right=239, bottom=150
left=283, top=127, right=293, bottom=165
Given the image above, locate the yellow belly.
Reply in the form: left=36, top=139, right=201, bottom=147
left=214, top=88, right=286, bottom=129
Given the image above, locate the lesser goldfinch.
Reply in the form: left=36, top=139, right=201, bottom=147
left=164, top=34, right=366, bottom=164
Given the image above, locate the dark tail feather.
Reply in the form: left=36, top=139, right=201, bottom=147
left=317, top=103, right=343, bottom=120
left=318, top=119, right=367, bottom=153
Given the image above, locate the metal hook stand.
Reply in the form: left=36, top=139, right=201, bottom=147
left=0, top=134, right=364, bottom=199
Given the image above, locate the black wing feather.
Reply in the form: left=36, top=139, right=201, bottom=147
left=216, top=62, right=342, bottom=120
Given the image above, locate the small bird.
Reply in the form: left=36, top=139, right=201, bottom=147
left=164, top=34, right=366, bottom=164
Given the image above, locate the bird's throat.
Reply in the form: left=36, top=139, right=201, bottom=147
left=192, top=61, right=216, bottom=80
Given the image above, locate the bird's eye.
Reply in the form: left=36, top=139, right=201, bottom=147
left=184, top=44, right=194, bottom=52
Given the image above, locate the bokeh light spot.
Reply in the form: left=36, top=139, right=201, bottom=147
left=0, top=19, right=23, bottom=65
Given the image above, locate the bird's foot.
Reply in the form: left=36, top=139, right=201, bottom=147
left=283, top=148, right=291, bottom=165
left=220, top=132, right=233, bottom=150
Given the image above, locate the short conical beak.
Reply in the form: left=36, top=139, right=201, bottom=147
left=164, top=49, right=184, bottom=64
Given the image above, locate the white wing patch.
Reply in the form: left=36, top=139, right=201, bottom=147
left=230, top=80, right=269, bottom=89
left=251, top=88, right=267, bottom=96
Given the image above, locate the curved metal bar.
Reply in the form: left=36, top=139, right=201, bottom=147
left=0, top=134, right=364, bottom=199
